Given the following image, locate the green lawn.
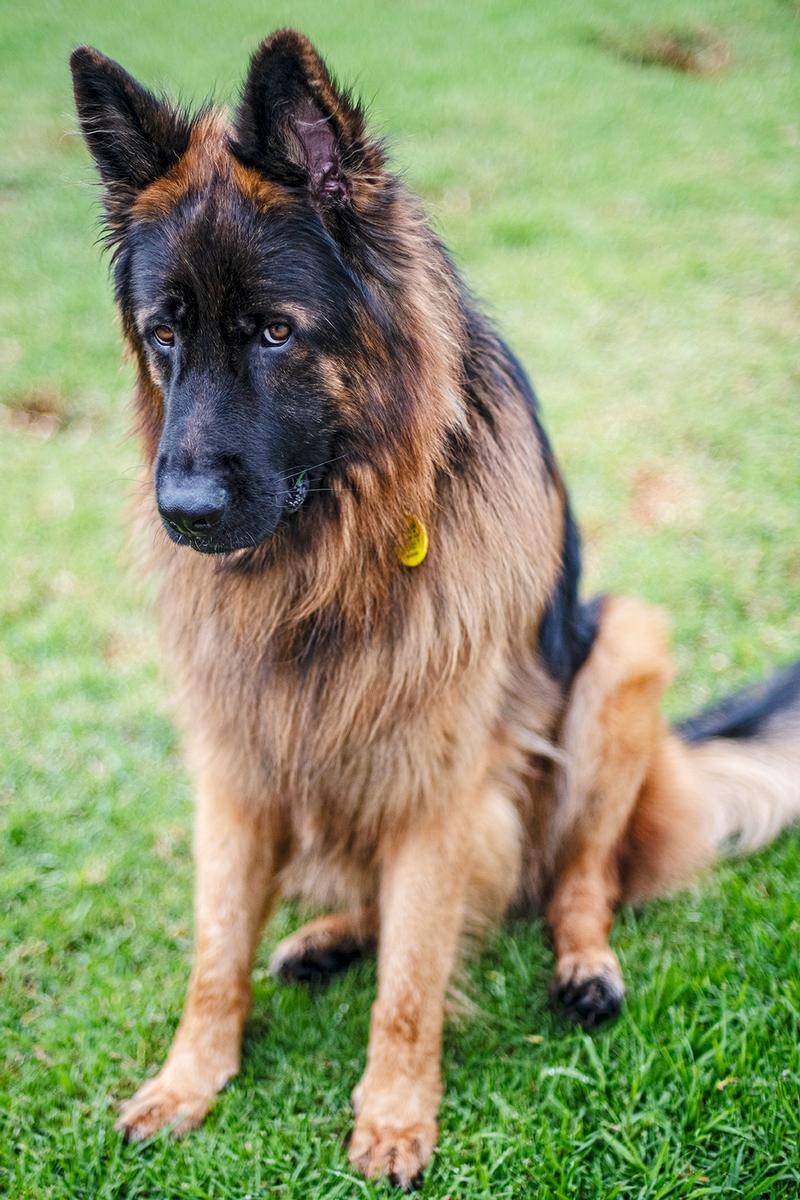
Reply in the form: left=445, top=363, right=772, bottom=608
left=2, top=1, right=799, bottom=1196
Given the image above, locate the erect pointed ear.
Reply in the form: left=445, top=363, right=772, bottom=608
left=70, top=46, right=191, bottom=217
left=232, top=28, right=384, bottom=209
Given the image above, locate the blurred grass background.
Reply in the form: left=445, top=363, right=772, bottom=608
left=1, top=1, right=798, bottom=1197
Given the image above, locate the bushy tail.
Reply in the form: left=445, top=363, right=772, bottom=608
left=622, top=659, right=800, bottom=902
left=677, top=660, right=800, bottom=856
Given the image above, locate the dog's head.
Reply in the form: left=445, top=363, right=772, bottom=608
left=71, top=31, right=425, bottom=556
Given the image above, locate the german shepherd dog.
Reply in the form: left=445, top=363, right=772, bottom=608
left=71, top=30, right=800, bottom=1188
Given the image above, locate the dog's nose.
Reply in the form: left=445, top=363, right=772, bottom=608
left=158, top=477, right=228, bottom=537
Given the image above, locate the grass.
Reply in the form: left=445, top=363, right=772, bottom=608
left=1, top=0, right=799, bottom=1196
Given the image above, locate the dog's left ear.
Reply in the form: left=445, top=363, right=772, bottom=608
left=232, top=28, right=384, bottom=210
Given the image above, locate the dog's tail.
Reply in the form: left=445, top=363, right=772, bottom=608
left=677, top=660, right=800, bottom=856
left=622, top=660, right=800, bottom=899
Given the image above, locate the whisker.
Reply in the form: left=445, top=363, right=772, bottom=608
left=275, top=452, right=351, bottom=480
left=271, top=484, right=360, bottom=499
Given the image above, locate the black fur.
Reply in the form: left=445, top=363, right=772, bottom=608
left=498, top=342, right=601, bottom=690
left=271, top=935, right=375, bottom=985
left=233, top=34, right=361, bottom=199
left=123, top=185, right=363, bottom=553
left=538, top=510, right=603, bottom=690
left=677, top=659, right=800, bottom=743
left=70, top=47, right=192, bottom=214
left=553, top=971, right=624, bottom=1030
left=457, top=325, right=599, bottom=692
left=71, top=33, right=601, bottom=692
left=231, top=30, right=384, bottom=256
left=503, top=344, right=558, bottom=482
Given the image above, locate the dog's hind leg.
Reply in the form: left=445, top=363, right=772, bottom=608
left=546, top=596, right=673, bottom=1029
left=265, top=774, right=519, bottom=989
left=117, top=753, right=285, bottom=1140
left=269, top=908, right=377, bottom=984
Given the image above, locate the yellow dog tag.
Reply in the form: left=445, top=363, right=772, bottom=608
left=397, top=513, right=428, bottom=567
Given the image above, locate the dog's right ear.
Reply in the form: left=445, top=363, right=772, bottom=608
left=70, top=47, right=191, bottom=219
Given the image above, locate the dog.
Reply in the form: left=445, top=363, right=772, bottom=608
left=70, top=29, right=800, bottom=1188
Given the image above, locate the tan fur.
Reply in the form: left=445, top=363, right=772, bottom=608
left=115, top=100, right=567, bottom=1177
left=545, top=597, right=674, bottom=1001
left=619, top=697, right=800, bottom=904
left=620, top=732, right=714, bottom=902
left=119, top=491, right=800, bottom=1180
left=269, top=908, right=377, bottom=978
left=133, top=111, right=285, bottom=220
left=117, top=749, right=287, bottom=1138
left=685, top=728, right=800, bottom=855
left=79, top=31, right=799, bottom=1187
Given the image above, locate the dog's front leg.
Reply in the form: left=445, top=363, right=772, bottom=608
left=348, top=815, right=469, bottom=1189
left=117, top=769, right=282, bottom=1140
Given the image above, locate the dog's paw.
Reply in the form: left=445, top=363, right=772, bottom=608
left=115, top=1071, right=218, bottom=1141
left=348, top=1116, right=436, bottom=1190
left=269, top=928, right=372, bottom=985
left=552, top=949, right=625, bottom=1030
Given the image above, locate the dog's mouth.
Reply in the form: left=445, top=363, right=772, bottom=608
left=162, top=527, right=250, bottom=555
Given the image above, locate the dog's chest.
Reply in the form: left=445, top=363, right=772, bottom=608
left=164, top=575, right=506, bottom=824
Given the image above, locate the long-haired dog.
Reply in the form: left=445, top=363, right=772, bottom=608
left=71, top=30, right=800, bottom=1188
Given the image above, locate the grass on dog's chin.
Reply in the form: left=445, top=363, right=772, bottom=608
left=1, top=0, right=799, bottom=1196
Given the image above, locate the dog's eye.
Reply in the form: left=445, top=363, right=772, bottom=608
left=152, top=325, right=175, bottom=348
left=262, top=321, right=292, bottom=347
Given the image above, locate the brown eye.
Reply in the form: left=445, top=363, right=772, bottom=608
left=152, top=325, right=175, bottom=347
left=262, top=321, right=292, bottom=346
